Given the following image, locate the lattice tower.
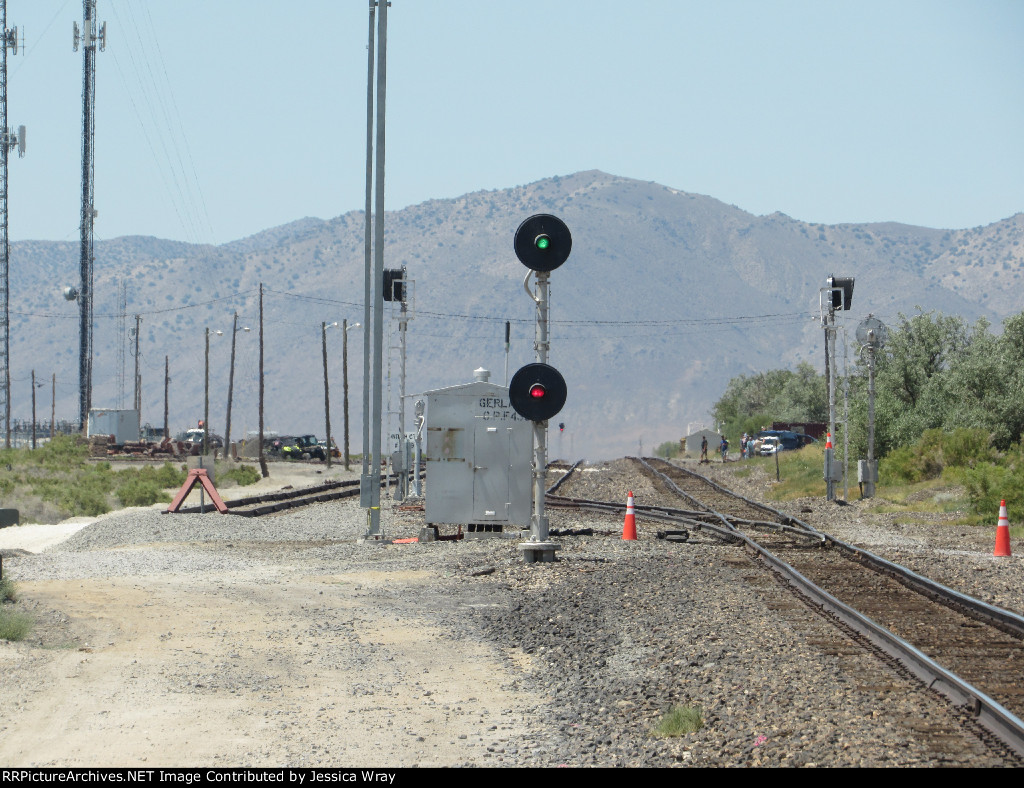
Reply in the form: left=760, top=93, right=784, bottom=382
left=0, top=1, right=22, bottom=447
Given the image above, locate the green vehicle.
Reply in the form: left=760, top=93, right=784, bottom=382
left=280, top=434, right=326, bottom=461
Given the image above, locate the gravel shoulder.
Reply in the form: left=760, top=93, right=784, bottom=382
left=0, top=459, right=1020, bottom=767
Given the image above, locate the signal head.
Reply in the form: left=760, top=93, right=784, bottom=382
left=509, top=363, right=567, bottom=422
left=514, top=214, right=571, bottom=272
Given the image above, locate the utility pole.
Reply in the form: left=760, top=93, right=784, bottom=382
left=116, top=280, right=125, bottom=407
left=163, top=355, right=168, bottom=440
left=224, top=312, right=246, bottom=459
left=30, top=368, right=35, bottom=448
left=343, top=319, right=352, bottom=471
left=258, top=283, right=267, bottom=476
left=74, top=0, right=105, bottom=431
left=203, top=327, right=210, bottom=456
left=322, top=322, right=333, bottom=469
left=50, top=373, right=55, bottom=438
left=1, top=3, right=23, bottom=448
left=133, top=313, right=141, bottom=439
left=361, top=0, right=376, bottom=493
left=856, top=316, right=887, bottom=498
left=361, top=0, right=389, bottom=539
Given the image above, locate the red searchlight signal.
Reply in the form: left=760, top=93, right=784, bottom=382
left=509, top=363, right=567, bottom=422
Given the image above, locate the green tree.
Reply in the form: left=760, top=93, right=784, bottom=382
left=712, top=362, right=827, bottom=437
left=872, top=311, right=970, bottom=453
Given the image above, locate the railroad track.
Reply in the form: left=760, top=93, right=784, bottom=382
left=545, top=457, right=1024, bottom=762
left=168, top=472, right=421, bottom=516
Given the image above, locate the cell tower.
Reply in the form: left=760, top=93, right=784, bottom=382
left=0, top=2, right=24, bottom=448
left=73, top=0, right=105, bottom=430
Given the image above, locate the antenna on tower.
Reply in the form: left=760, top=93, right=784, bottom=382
left=75, top=0, right=105, bottom=431
left=1, top=1, right=24, bottom=447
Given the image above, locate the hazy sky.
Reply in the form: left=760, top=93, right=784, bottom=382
left=5, top=0, right=1023, bottom=245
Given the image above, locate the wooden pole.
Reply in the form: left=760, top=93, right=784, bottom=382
left=322, top=322, right=332, bottom=469
left=31, top=369, right=36, bottom=449
left=343, top=319, right=351, bottom=471
left=163, top=355, right=169, bottom=440
left=259, top=283, right=267, bottom=477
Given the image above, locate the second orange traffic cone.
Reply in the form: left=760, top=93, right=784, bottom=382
left=622, top=491, right=637, bottom=541
left=994, top=499, right=1012, bottom=557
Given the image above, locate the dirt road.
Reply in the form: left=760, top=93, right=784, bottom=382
left=0, top=465, right=535, bottom=767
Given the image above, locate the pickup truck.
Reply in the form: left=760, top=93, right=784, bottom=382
left=280, top=434, right=326, bottom=461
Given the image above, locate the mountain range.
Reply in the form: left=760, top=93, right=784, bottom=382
left=9, top=170, right=1023, bottom=458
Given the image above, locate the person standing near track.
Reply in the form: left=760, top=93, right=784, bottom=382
left=720, top=435, right=729, bottom=462
left=700, top=435, right=708, bottom=463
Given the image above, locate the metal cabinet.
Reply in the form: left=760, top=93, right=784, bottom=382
left=424, top=374, right=532, bottom=530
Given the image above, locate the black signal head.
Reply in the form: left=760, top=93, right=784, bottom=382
left=509, top=362, right=567, bottom=422
left=514, top=214, right=572, bottom=272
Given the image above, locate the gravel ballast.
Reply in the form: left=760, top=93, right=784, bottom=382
left=0, top=459, right=1019, bottom=767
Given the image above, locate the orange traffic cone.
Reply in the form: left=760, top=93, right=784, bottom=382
left=825, top=433, right=833, bottom=449
left=994, top=500, right=1012, bottom=557
left=622, top=491, right=637, bottom=541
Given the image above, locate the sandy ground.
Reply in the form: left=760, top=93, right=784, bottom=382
left=0, top=462, right=532, bottom=767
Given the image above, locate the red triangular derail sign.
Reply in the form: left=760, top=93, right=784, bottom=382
left=166, top=468, right=228, bottom=513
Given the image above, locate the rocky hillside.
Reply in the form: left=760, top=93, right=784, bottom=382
left=8, top=170, right=1020, bottom=458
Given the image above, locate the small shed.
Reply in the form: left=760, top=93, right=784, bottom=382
left=87, top=409, right=139, bottom=444
left=424, top=368, right=532, bottom=534
left=683, top=428, right=720, bottom=456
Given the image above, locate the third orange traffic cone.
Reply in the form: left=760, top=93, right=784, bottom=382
left=994, top=500, right=1012, bottom=557
left=622, top=491, right=637, bottom=541
left=825, top=433, right=833, bottom=449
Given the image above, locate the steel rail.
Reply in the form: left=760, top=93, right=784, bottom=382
left=641, top=458, right=1024, bottom=638
left=823, top=534, right=1024, bottom=638
left=637, top=456, right=815, bottom=531
left=166, top=470, right=423, bottom=517
left=545, top=459, right=585, bottom=495
left=743, top=532, right=1024, bottom=759
left=635, top=457, right=1024, bottom=758
left=545, top=493, right=739, bottom=542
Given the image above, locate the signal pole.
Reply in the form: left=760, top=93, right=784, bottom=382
left=397, top=266, right=409, bottom=500
left=510, top=214, right=572, bottom=564
left=74, top=0, right=105, bottom=431
left=821, top=275, right=854, bottom=502
left=1, top=3, right=22, bottom=448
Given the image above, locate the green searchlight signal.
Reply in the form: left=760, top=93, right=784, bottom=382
left=514, top=214, right=571, bottom=272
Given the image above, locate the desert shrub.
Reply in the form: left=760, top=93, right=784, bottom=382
left=964, top=462, right=1024, bottom=523
left=222, top=464, right=261, bottom=486
left=152, top=462, right=187, bottom=488
left=881, top=428, right=995, bottom=484
left=0, top=608, right=32, bottom=641
left=31, top=435, right=89, bottom=471
left=115, top=478, right=172, bottom=507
